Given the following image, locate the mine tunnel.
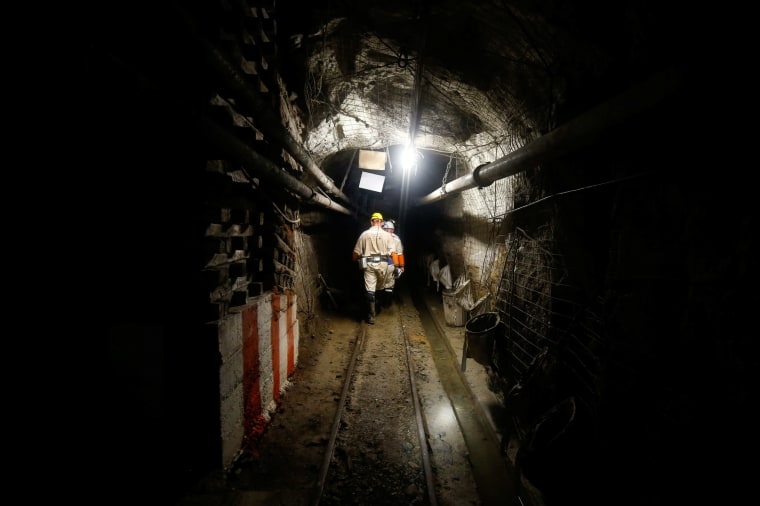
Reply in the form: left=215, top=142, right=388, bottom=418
left=80, top=1, right=754, bottom=505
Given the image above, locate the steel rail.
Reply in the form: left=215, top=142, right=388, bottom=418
left=312, top=315, right=437, bottom=505
left=400, top=309, right=439, bottom=506
left=311, top=323, right=366, bottom=506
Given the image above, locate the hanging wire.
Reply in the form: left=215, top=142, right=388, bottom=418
left=272, top=200, right=300, bottom=224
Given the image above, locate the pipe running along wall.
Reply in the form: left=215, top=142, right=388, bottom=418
left=175, top=3, right=354, bottom=208
left=199, top=115, right=352, bottom=215
left=414, top=66, right=685, bottom=206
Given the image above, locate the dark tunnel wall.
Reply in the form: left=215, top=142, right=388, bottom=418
left=474, top=74, right=758, bottom=504
left=82, top=47, right=224, bottom=502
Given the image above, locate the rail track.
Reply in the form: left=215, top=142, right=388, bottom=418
left=312, top=305, right=438, bottom=506
left=174, top=283, right=513, bottom=506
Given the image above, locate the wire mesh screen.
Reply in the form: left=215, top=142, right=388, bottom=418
left=493, top=226, right=605, bottom=415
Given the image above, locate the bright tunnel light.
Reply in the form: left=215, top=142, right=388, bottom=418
left=401, top=144, right=418, bottom=171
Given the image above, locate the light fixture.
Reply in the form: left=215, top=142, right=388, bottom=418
left=401, top=142, right=419, bottom=171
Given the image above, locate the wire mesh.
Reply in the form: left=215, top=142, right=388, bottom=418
left=493, top=226, right=605, bottom=415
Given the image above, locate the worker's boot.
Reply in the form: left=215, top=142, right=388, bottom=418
left=384, top=288, right=393, bottom=307
left=367, top=301, right=376, bottom=324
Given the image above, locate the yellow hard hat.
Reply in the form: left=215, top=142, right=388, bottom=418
left=371, top=212, right=384, bottom=221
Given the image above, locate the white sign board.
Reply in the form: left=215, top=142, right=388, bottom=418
left=359, top=171, right=385, bottom=192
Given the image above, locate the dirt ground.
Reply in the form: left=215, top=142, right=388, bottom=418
left=178, top=283, right=505, bottom=505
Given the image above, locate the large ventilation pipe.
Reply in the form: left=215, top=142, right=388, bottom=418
left=414, top=66, right=684, bottom=206
left=176, top=4, right=353, bottom=207
left=199, top=115, right=352, bottom=215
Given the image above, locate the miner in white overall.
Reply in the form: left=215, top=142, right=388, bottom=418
left=352, top=212, right=399, bottom=324
left=380, top=219, right=405, bottom=307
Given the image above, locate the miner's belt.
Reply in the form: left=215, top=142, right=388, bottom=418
left=366, top=256, right=387, bottom=262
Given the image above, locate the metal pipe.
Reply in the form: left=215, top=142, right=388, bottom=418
left=176, top=3, right=354, bottom=207
left=414, top=66, right=684, bottom=206
left=199, top=115, right=352, bottom=215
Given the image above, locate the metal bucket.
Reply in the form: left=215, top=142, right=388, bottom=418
left=462, top=312, right=500, bottom=370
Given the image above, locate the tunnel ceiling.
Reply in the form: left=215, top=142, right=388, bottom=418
left=273, top=0, right=695, bottom=175
left=87, top=0, right=703, bottom=215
